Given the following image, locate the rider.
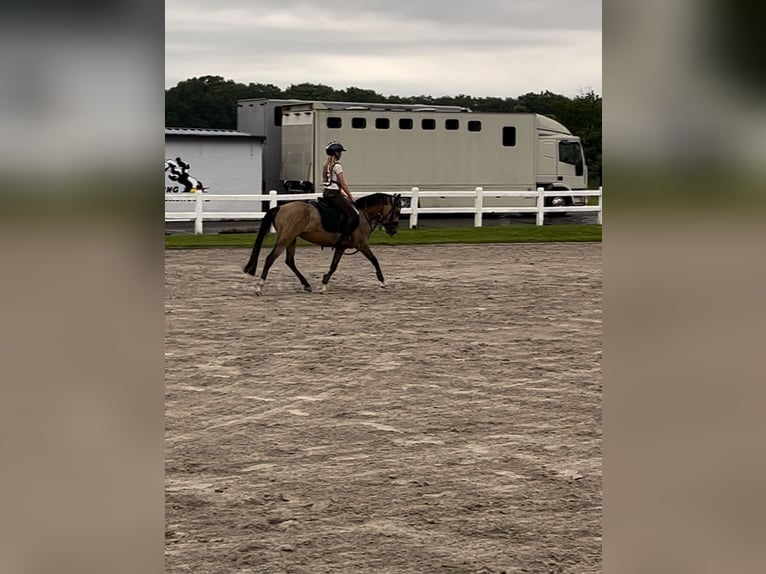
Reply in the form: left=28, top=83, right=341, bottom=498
left=322, top=141, right=359, bottom=245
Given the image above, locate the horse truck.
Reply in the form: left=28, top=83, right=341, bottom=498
left=276, top=101, right=588, bottom=210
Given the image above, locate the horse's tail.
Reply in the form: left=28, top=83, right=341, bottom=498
left=243, top=206, right=280, bottom=276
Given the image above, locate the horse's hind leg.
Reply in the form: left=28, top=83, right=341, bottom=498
left=254, top=241, right=287, bottom=296
left=320, top=247, right=345, bottom=293
left=285, top=241, right=312, bottom=292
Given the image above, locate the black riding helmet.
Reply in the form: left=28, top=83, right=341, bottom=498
left=325, top=141, right=347, bottom=155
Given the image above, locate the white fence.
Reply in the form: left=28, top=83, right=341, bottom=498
left=165, top=187, right=602, bottom=234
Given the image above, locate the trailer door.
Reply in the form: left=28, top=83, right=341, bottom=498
left=282, top=110, right=316, bottom=191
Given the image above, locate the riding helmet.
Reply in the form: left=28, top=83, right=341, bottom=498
left=325, top=141, right=347, bottom=155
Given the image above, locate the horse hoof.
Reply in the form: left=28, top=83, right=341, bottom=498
left=304, top=285, right=312, bottom=293
left=379, top=281, right=387, bottom=289
left=254, top=290, right=262, bottom=297
left=320, top=284, right=327, bottom=294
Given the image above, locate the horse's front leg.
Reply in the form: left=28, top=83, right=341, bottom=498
left=285, top=241, right=312, bottom=292
left=320, top=246, right=345, bottom=293
left=358, top=245, right=386, bottom=288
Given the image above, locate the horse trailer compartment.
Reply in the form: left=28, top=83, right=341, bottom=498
left=236, top=98, right=307, bottom=193
left=278, top=103, right=588, bottom=209
left=236, top=99, right=469, bottom=195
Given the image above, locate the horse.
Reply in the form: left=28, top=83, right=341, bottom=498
left=243, top=193, right=402, bottom=295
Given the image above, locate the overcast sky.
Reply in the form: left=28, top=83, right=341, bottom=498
left=166, top=0, right=601, bottom=98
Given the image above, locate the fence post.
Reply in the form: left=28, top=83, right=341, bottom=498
left=536, top=187, right=545, bottom=226
left=597, top=186, right=603, bottom=225
left=267, top=190, right=278, bottom=233
left=194, top=191, right=204, bottom=235
left=410, top=187, right=419, bottom=229
left=474, top=187, right=483, bottom=227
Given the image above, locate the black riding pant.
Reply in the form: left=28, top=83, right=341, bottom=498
left=323, top=188, right=358, bottom=234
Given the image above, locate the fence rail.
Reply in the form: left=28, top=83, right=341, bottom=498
left=165, top=187, right=602, bottom=234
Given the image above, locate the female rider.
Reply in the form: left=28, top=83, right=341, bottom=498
left=322, top=141, right=359, bottom=245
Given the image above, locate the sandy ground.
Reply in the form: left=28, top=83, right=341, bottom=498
left=165, top=242, right=602, bottom=573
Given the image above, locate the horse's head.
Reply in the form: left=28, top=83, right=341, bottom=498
left=379, top=193, right=402, bottom=236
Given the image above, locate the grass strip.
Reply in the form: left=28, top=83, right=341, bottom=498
left=166, top=224, right=601, bottom=249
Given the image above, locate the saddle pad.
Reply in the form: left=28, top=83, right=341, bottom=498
left=307, top=199, right=344, bottom=233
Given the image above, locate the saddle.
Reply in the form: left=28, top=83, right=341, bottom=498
left=307, top=197, right=348, bottom=234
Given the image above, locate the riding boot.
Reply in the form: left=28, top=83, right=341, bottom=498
left=337, top=229, right=352, bottom=246
left=341, top=215, right=358, bottom=245
left=335, top=215, right=348, bottom=247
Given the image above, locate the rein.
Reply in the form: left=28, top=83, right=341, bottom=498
left=346, top=195, right=395, bottom=255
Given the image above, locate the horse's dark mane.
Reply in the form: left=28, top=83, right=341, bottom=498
left=354, top=193, right=390, bottom=209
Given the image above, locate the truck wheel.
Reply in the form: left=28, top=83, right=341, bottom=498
left=544, top=192, right=571, bottom=215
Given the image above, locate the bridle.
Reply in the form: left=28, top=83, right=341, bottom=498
left=370, top=195, right=400, bottom=235
left=346, top=195, right=401, bottom=254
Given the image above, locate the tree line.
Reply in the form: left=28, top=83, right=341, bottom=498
left=166, top=76, right=601, bottom=186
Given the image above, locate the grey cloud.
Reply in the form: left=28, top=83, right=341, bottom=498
left=166, top=25, right=573, bottom=59
left=170, top=0, right=601, bottom=32
left=166, top=0, right=601, bottom=95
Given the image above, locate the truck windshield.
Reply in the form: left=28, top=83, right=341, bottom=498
left=559, top=141, right=581, bottom=165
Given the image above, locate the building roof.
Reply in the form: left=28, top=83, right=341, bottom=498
left=165, top=127, right=265, bottom=140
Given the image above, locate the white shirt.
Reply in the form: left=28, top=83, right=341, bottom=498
left=324, top=162, right=344, bottom=190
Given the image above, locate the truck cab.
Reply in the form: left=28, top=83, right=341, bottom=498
left=535, top=117, right=588, bottom=207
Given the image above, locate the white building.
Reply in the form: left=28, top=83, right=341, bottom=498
left=165, top=128, right=266, bottom=215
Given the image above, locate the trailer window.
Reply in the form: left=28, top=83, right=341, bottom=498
left=445, top=119, right=459, bottom=130
left=399, top=118, right=413, bottom=130
left=327, top=117, right=342, bottom=129
left=502, top=126, right=517, bottom=146
left=468, top=120, right=482, bottom=132
left=375, top=118, right=390, bottom=129
left=352, top=117, right=367, bottom=129
left=274, top=106, right=283, bottom=126
left=421, top=118, right=436, bottom=130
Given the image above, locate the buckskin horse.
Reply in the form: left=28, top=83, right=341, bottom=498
left=243, top=193, right=402, bottom=295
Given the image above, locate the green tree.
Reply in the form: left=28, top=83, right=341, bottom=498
left=565, top=91, right=602, bottom=187
left=283, top=82, right=336, bottom=101
left=165, top=76, right=285, bottom=128
left=338, top=87, right=386, bottom=103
